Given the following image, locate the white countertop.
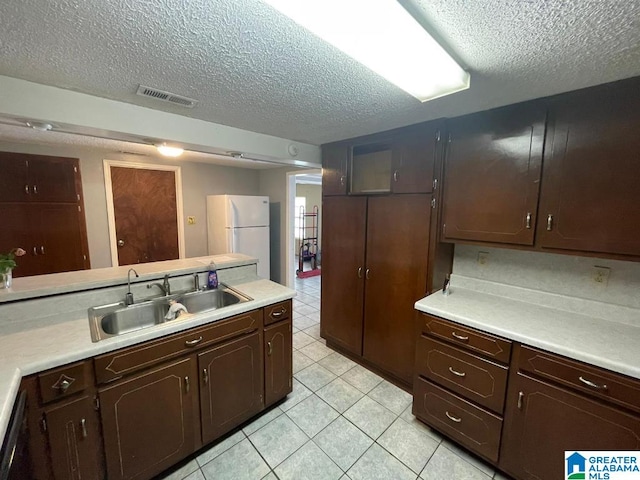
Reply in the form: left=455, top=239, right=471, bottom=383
left=0, top=253, right=257, bottom=303
left=0, top=270, right=295, bottom=443
left=415, top=276, right=640, bottom=380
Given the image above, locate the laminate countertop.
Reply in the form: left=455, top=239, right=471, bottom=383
left=415, top=275, right=640, bottom=380
left=0, top=269, right=295, bottom=443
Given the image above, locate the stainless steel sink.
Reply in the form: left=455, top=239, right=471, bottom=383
left=177, top=288, right=244, bottom=314
left=89, top=284, right=251, bottom=342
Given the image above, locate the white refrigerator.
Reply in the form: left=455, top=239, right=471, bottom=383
left=206, top=195, right=271, bottom=279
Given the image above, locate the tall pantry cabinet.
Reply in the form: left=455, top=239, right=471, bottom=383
left=320, top=121, right=451, bottom=387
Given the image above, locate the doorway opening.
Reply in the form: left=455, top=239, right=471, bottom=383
left=104, top=160, right=185, bottom=266
left=285, top=169, right=321, bottom=288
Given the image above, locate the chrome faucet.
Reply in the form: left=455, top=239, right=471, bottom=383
left=147, top=274, right=171, bottom=296
left=193, top=273, right=200, bottom=291
left=125, top=268, right=139, bottom=305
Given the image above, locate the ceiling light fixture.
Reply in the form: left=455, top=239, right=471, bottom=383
left=261, top=0, right=470, bottom=102
left=25, top=121, right=53, bottom=131
left=156, top=143, right=184, bottom=157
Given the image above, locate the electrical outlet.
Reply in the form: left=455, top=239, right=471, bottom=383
left=477, top=251, right=489, bottom=266
left=187, top=216, right=196, bottom=225
left=591, top=266, right=610, bottom=286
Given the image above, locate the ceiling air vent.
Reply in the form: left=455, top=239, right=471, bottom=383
left=136, top=85, right=198, bottom=108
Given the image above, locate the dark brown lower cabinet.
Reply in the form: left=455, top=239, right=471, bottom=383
left=264, top=320, right=292, bottom=407
left=500, top=373, right=640, bottom=480
left=199, top=331, right=264, bottom=444
left=43, top=394, right=104, bottom=480
left=99, top=357, right=199, bottom=480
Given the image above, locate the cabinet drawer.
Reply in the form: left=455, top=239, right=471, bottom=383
left=518, top=345, right=640, bottom=414
left=413, top=377, right=502, bottom=462
left=415, top=335, right=508, bottom=414
left=38, top=360, right=93, bottom=404
left=95, top=309, right=262, bottom=384
left=264, top=300, right=291, bottom=326
left=420, top=314, right=511, bottom=364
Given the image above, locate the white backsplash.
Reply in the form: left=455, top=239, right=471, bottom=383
left=452, top=245, right=640, bottom=311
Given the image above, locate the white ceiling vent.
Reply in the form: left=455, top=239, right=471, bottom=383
left=136, top=85, right=198, bottom=108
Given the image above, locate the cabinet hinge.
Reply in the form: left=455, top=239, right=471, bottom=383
left=78, top=205, right=82, bottom=212
left=74, top=166, right=78, bottom=173
left=40, top=416, right=47, bottom=433
left=431, top=198, right=436, bottom=209
left=432, top=178, right=438, bottom=191
left=94, top=395, right=100, bottom=411
left=435, top=130, right=441, bottom=142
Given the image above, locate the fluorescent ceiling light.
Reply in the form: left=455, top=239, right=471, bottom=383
left=261, top=0, right=470, bottom=102
left=156, top=143, right=184, bottom=157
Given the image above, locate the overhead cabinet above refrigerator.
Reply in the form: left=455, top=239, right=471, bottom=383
left=207, top=195, right=271, bottom=279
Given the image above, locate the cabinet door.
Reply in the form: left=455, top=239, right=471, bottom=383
left=0, top=153, right=29, bottom=202
left=264, top=321, right=293, bottom=407
left=391, top=124, right=441, bottom=194
left=500, top=373, right=640, bottom=480
left=0, top=203, right=41, bottom=277
left=44, top=394, right=105, bottom=480
left=321, top=144, right=349, bottom=196
left=28, top=157, right=80, bottom=203
left=99, top=358, right=198, bottom=480
left=538, top=79, right=640, bottom=256
left=363, top=195, right=431, bottom=384
left=320, top=196, right=367, bottom=355
left=35, top=204, right=89, bottom=274
left=441, top=103, right=545, bottom=245
left=199, top=331, right=264, bottom=444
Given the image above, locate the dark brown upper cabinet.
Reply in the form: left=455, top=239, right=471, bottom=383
left=321, top=119, right=443, bottom=197
left=441, top=102, right=546, bottom=246
left=537, top=77, right=640, bottom=257
left=0, top=153, right=80, bottom=203
left=321, top=143, right=349, bottom=196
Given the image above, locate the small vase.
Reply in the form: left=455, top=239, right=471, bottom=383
left=0, top=269, right=12, bottom=289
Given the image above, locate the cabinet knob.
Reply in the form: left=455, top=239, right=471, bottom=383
left=81, top=418, right=88, bottom=438
left=117, top=239, right=125, bottom=247
left=25, top=185, right=30, bottom=195
left=393, top=170, right=399, bottom=182
left=267, top=341, right=273, bottom=356
left=184, top=376, right=190, bottom=393
left=357, top=267, right=363, bottom=279
left=339, top=175, right=345, bottom=186
left=33, top=184, right=38, bottom=194
left=517, top=391, right=524, bottom=410
left=203, top=368, right=209, bottom=385
left=365, top=268, right=370, bottom=280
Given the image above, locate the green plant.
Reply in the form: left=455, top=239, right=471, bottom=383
left=0, top=247, right=26, bottom=273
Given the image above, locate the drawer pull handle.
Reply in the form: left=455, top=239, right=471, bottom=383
left=203, top=368, right=209, bottom=385
left=81, top=418, right=88, bottom=438
left=451, top=332, right=469, bottom=342
left=445, top=411, right=462, bottom=423
left=185, top=336, right=203, bottom=347
left=579, top=376, right=607, bottom=390
left=267, top=341, right=273, bottom=356
left=357, top=267, right=363, bottom=279
left=271, top=308, right=286, bottom=318
left=448, top=366, right=466, bottom=377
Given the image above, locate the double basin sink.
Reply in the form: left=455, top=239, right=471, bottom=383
left=89, top=284, right=252, bottom=342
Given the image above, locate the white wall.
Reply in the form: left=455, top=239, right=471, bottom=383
left=0, top=142, right=261, bottom=268
left=453, top=244, right=640, bottom=310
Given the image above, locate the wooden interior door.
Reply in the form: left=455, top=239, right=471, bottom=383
left=110, top=166, right=180, bottom=265
left=362, top=194, right=431, bottom=384
left=320, top=196, right=367, bottom=355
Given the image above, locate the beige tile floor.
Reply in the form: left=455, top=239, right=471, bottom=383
left=155, top=275, right=513, bottom=480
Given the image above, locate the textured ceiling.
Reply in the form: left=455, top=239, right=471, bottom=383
left=0, top=0, right=639, bottom=145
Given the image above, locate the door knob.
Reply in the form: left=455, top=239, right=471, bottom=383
left=117, top=239, right=125, bottom=247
